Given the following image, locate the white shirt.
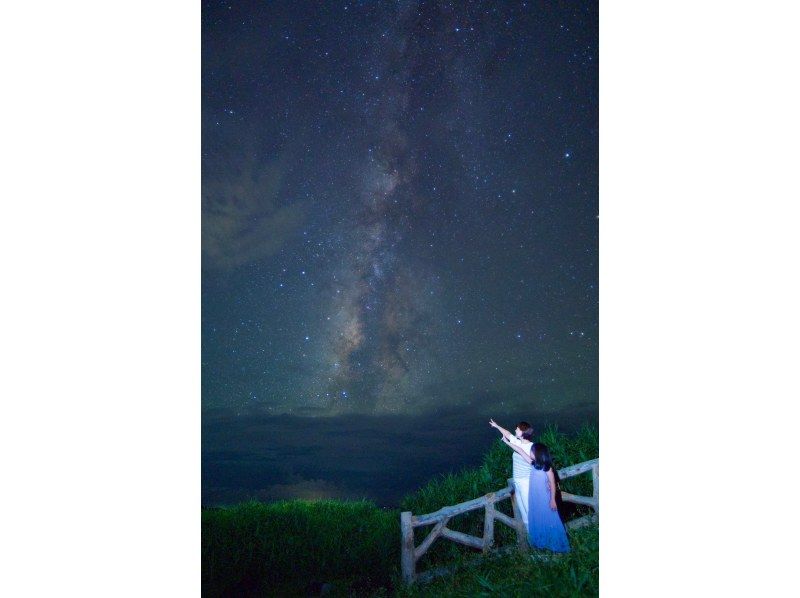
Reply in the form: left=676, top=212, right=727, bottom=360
left=507, top=435, right=533, bottom=479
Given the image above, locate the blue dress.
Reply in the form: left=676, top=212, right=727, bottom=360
left=527, top=466, right=570, bottom=553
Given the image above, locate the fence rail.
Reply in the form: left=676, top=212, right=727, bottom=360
left=400, top=457, right=599, bottom=585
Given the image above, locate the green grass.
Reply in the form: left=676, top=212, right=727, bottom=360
left=202, top=424, right=598, bottom=596
left=202, top=500, right=398, bottom=596
left=396, top=525, right=599, bottom=598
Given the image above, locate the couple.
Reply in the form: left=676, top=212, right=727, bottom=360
left=489, top=418, right=570, bottom=553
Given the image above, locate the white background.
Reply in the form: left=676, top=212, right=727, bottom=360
left=1, top=2, right=798, bottom=595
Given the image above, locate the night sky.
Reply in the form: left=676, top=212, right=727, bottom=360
left=202, top=0, right=597, bottom=504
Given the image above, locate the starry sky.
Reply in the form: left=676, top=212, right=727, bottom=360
left=202, top=0, right=597, bottom=424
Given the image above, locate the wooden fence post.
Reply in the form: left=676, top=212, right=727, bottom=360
left=401, top=462, right=597, bottom=585
left=401, top=511, right=415, bottom=585
left=483, top=494, right=495, bottom=553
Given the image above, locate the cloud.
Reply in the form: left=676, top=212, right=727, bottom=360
left=203, top=477, right=349, bottom=506
left=202, top=139, right=306, bottom=270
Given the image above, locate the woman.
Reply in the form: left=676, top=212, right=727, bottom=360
left=489, top=418, right=534, bottom=526
left=504, top=440, right=570, bottom=553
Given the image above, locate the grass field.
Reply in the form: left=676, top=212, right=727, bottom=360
left=202, top=424, right=598, bottom=596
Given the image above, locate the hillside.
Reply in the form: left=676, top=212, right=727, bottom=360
left=202, top=424, right=599, bottom=596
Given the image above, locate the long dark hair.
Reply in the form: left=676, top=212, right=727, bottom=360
left=530, top=442, right=553, bottom=471
left=516, top=421, right=533, bottom=441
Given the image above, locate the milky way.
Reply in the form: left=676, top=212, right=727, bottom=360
left=202, top=1, right=598, bottom=417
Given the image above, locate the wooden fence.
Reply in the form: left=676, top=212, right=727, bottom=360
left=400, top=457, right=599, bottom=585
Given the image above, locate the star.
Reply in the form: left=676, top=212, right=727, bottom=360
left=202, top=0, right=597, bottom=429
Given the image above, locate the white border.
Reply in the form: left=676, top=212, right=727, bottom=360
left=1, top=2, right=200, bottom=594
left=601, top=1, right=799, bottom=594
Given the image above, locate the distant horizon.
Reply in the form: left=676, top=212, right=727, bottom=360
left=202, top=403, right=597, bottom=508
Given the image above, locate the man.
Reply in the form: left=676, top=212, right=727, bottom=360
left=489, top=418, right=534, bottom=526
